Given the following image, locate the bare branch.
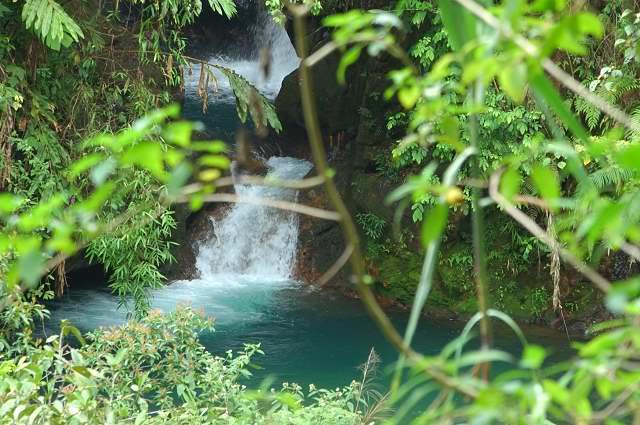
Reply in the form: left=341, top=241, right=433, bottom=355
left=216, top=174, right=325, bottom=189
left=317, top=243, right=354, bottom=287
left=620, top=242, right=640, bottom=263
left=175, top=193, right=342, bottom=221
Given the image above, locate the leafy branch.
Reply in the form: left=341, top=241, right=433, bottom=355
left=21, top=0, right=84, bottom=50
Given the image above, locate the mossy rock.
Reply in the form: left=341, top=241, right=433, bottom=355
left=351, top=173, right=393, bottom=222
left=371, top=249, right=422, bottom=305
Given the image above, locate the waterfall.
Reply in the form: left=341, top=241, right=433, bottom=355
left=45, top=1, right=314, bottom=333
left=185, top=4, right=309, bottom=281
left=196, top=157, right=312, bottom=280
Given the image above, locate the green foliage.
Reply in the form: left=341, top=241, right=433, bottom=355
left=207, top=0, right=237, bottom=19
left=575, top=68, right=639, bottom=131
left=356, top=212, right=386, bottom=240
left=217, top=66, right=283, bottom=133
left=0, top=102, right=380, bottom=423
left=326, top=0, right=640, bottom=422
left=124, top=0, right=236, bottom=70
left=21, top=0, right=84, bottom=50
left=0, top=106, right=229, bottom=309
left=1, top=0, right=281, bottom=313
left=0, top=303, right=363, bottom=424
left=265, top=0, right=322, bottom=24
left=86, top=208, right=176, bottom=315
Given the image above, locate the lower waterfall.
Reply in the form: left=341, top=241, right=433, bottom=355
left=196, top=157, right=313, bottom=280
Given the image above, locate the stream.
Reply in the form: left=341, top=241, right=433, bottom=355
left=46, top=0, right=571, bottom=397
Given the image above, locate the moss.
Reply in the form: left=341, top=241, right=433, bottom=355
left=371, top=248, right=422, bottom=305
left=362, top=212, right=603, bottom=325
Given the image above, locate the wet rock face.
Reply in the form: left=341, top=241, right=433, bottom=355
left=276, top=51, right=367, bottom=138
left=294, top=184, right=348, bottom=285
left=275, top=14, right=370, bottom=143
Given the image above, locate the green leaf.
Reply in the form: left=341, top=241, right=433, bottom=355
left=456, top=349, right=513, bottom=368
left=0, top=194, right=25, bottom=215
left=216, top=66, right=282, bottom=133
left=198, top=155, right=230, bottom=169
left=17, top=249, right=45, bottom=287
left=575, top=12, right=604, bottom=39
left=614, top=143, right=640, bottom=172
left=398, top=86, right=421, bottom=110
left=531, top=0, right=566, bottom=12
left=543, top=379, right=570, bottom=406
left=498, top=62, right=527, bottom=103
left=500, top=167, right=522, bottom=201
left=421, top=204, right=448, bottom=247
left=22, top=0, right=84, bottom=51
left=438, top=0, right=477, bottom=51
left=167, top=163, right=192, bottom=196
left=76, top=182, right=115, bottom=214
left=207, top=0, right=237, bottom=19
left=605, top=277, right=640, bottom=315
left=68, top=153, right=104, bottom=179
left=61, top=321, right=86, bottom=345
left=531, top=166, right=560, bottom=203
left=337, top=46, right=362, bottom=85
left=529, top=70, right=589, bottom=142
left=163, top=121, right=194, bottom=147
left=191, top=140, right=227, bottom=153
left=520, top=344, right=546, bottom=369
left=121, top=142, right=165, bottom=180
left=17, top=195, right=66, bottom=231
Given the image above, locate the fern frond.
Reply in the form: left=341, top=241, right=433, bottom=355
left=22, top=0, right=84, bottom=50
left=628, top=105, right=640, bottom=140
left=207, top=0, right=236, bottom=19
left=576, top=75, right=639, bottom=131
left=577, top=165, right=636, bottom=196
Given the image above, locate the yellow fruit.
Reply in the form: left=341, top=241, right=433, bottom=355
left=445, top=187, right=464, bottom=205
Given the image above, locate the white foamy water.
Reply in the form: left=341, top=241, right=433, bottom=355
left=196, top=156, right=313, bottom=280
left=46, top=158, right=312, bottom=332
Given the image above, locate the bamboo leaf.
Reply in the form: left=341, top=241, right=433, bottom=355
left=529, top=70, right=589, bottom=142
left=437, top=0, right=477, bottom=51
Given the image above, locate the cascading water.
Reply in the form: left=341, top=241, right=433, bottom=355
left=196, top=157, right=313, bottom=280
left=46, top=2, right=308, bottom=330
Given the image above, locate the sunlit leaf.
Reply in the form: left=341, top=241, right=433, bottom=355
left=498, top=62, right=527, bottom=103
left=500, top=167, right=522, bottom=201
left=520, top=344, right=546, bottom=369
left=531, top=165, right=560, bottom=203
left=437, top=0, right=477, bottom=51
left=421, top=204, right=448, bottom=247
left=337, top=46, right=362, bottom=85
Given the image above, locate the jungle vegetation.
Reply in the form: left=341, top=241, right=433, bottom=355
left=1, top=0, right=640, bottom=423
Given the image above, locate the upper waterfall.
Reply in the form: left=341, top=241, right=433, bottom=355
left=184, top=5, right=299, bottom=103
